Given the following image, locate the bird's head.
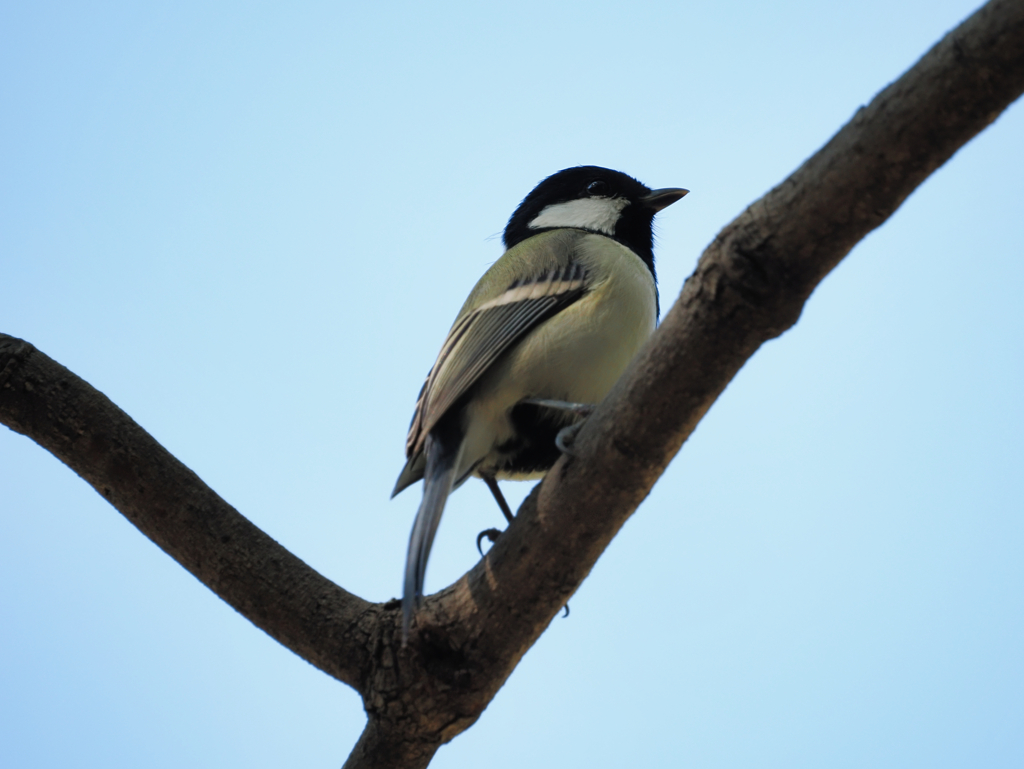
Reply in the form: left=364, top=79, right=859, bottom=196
left=503, top=166, right=688, bottom=273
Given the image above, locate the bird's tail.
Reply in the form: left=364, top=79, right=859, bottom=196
left=402, top=427, right=462, bottom=643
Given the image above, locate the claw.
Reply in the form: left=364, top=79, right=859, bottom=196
left=562, top=604, right=570, bottom=618
left=555, top=422, right=584, bottom=456
left=476, top=528, right=502, bottom=555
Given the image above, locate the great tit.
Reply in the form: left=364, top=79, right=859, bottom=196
left=393, top=165, right=687, bottom=639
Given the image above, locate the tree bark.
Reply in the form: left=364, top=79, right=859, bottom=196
left=0, top=335, right=375, bottom=689
left=1, top=1, right=1022, bottom=766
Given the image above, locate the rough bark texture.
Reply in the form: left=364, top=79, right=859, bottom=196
left=1, top=1, right=1022, bottom=766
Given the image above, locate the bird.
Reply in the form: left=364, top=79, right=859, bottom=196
left=392, top=165, right=687, bottom=640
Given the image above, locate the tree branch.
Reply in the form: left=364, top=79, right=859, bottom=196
left=457, top=0, right=1024, bottom=642
left=367, top=0, right=1024, bottom=755
left=2, top=1, right=1022, bottom=766
left=0, top=335, right=375, bottom=690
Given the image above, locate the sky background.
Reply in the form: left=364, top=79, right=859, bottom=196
left=2, top=1, right=1022, bottom=767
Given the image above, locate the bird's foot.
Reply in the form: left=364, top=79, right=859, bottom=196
left=521, top=398, right=595, bottom=457
left=555, top=421, right=585, bottom=456
left=476, top=527, right=502, bottom=555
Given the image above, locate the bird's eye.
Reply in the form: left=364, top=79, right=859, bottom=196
left=586, top=180, right=608, bottom=196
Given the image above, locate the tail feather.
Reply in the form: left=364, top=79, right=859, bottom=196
left=391, top=451, right=426, bottom=498
left=402, top=429, right=462, bottom=643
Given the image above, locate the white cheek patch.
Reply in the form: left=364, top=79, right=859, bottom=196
left=527, top=197, right=630, bottom=236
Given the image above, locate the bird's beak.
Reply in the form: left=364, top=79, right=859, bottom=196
left=640, top=187, right=689, bottom=212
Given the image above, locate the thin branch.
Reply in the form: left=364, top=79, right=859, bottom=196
left=0, top=335, right=375, bottom=689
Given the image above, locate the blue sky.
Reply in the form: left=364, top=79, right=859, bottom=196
left=2, top=1, right=1022, bottom=767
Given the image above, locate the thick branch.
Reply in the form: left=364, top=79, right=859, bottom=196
left=341, top=721, right=438, bottom=769
left=0, top=335, right=375, bottom=689
left=389, top=0, right=1024, bottom=743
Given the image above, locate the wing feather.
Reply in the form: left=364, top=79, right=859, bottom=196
left=404, top=261, right=588, bottom=462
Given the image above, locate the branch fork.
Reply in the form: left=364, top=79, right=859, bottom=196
left=2, top=2, right=1023, bottom=766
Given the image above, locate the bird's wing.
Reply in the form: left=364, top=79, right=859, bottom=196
left=396, top=233, right=592, bottom=487
left=417, top=260, right=588, bottom=437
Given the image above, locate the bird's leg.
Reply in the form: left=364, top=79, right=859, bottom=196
left=521, top=398, right=596, bottom=457
left=483, top=474, right=514, bottom=523
left=476, top=473, right=512, bottom=555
